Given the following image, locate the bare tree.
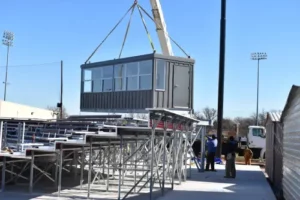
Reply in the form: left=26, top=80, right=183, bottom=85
left=269, top=109, right=282, bottom=113
left=202, top=107, right=217, bottom=121
left=193, top=111, right=205, bottom=120
left=234, top=117, right=255, bottom=136
left=213, top=118, right=235, bottom=130
left=47, top=105, right=68, bottom=119
left=250, top=109, right=267, bottom=126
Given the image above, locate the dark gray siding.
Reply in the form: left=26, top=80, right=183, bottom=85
left=281, top=85, right=300, bottom=200
left=80, top=90, right=153, bottom=112
left=265, top=115, right=283, bottom=198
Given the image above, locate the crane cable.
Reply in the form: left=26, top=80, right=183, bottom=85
left=119, top=3, right=137, bottom=58
left=137, top=4, right=155, bottom=52
left=85, top=2, right=136, bottom=64
left=138, top=5, right=190, bottom=58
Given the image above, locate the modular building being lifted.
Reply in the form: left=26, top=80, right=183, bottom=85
left=80, top=53, right=195, bottom=113
left=80, top=0, right=195, bottom=115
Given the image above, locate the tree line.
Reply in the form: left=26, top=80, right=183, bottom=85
left=194, top=107, right=281, bottom=136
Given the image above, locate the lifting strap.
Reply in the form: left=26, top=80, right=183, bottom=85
left=85, top=2, right=136, bottom=64
left=137, top=4, right=155, bottom=52
left=138, top=5, right=190, bottom=58
left=119, top=3, right=137, bottom=58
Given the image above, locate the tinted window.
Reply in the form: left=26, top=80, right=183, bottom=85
left=114, top=64, right=125, bottom=78
left=92, top=68, right=102, bottom=79
left=126, top=77, right=138, bottom=90
left=102, top=66, right=113, bottom=78
left=93, top=79, right=102, bottom=92
left=139, top=74, right=152, bottom=90
left=84, top=80, right=92, bottom=92
left=84, top=69, right=92, bottom=81
left=252, top=128, right=263, bottom=136
left=126, top=62, right=138, bottom=76
left=114, top=78, right=126, bottom=91
left=103, top=79, right=113, bottom=92
left=139, top=60, right=152, bottom=75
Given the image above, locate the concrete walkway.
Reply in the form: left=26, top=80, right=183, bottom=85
left=0, top=164, right=276, bottom=200
left=157, top=164, right=276, bottom=200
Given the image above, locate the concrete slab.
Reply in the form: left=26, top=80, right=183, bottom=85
left=157, top=164, right=276, bottom=200
left=0, top=164, right=275, bottom=200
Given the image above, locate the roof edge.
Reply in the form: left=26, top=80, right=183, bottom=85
left=280, top=85, right=300, bottom=122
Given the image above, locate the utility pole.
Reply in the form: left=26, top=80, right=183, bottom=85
left=216, top=0, right=226, bottom=158
left=251, top=52, right=267, bottom=125
left=2, top=31, right=14, bottom=101
left=60, top=60, right=63, bottom=119
left=57, top=60, right=63, bottom=119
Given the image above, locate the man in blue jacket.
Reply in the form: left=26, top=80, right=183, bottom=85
left=205, top=135, right=217, bottom=171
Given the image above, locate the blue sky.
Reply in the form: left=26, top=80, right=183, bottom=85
left=0, top=0, right=299, bottom=118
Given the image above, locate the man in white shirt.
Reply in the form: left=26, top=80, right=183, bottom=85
left=212, top=135, right=218, bottom=147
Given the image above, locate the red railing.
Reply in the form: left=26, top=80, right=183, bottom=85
left=149, top=120, right=184, bottom=130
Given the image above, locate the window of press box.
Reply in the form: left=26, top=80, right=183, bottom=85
left=156, top=59, right=166, bottom=90
left=83, top=80, right=92, bottom=93
left=83, top=61, right=153, bottom=93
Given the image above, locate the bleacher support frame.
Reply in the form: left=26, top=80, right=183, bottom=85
left=0, top=109, right=211, bottom=200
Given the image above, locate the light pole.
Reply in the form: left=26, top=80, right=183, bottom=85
left=216, top=0, right=226, bottom=158
left=2, top=31, right=14, bottom=101
left=251, top=52, right=267, bottom=126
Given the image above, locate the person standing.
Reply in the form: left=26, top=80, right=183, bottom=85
left=244, top=146, right=253, bottom=165
left=205, top=135, right=217, bottom=172
left=224, top=136, right=238, bottom=178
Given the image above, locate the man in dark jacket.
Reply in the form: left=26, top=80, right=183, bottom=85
left=224, top=136, right=238, bottom=178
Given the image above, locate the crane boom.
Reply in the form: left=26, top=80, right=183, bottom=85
left=150, top=0, right=173, bottom=56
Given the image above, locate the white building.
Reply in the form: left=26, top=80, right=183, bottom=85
left=0, top=100, right=56, bottom=120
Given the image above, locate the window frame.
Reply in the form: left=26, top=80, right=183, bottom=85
left=101, top=66, right=113, bottom=92
left=83, top=60, right=154, bottom=93
left=125, top=62, right=139, bottom=91
left=138, top=60, right=153, bottom=90
left=252, top=128, right=264, bottom=137
left=155, top=59, right=166, bottom=91
left=83, top=69, right=93, bottom=93
left=114, top=64, right=126, bottom=91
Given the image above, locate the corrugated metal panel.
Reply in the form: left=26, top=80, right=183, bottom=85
left=281, top=85, right=300, bottom=200
left=80, top=90, right=153, bottom=112
left=265, top=119, right=275, bottom=181
left=273, top=123, right=283, bottom=198
left=265, top=117, right=284, bottom=198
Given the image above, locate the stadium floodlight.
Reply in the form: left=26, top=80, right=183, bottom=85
left=251, top=52, right=267, bottom=60
left=251, top=52, right=267, bottom=126
left=2, top=30, right=14, bottom=101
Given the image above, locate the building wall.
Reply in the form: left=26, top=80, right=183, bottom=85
left=0, top=100, right=55, bottom=119
left=265, top=120, right=283, bottom=198
left=153, top=59, right=193, bottom=110
left=265, top=119, right=275, bottom=182
left=282, top=90, right=300, bottom=200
